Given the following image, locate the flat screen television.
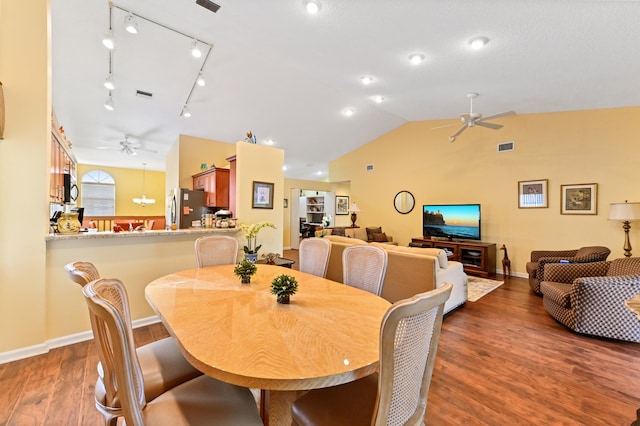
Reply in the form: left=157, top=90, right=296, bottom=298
left=423, top=204, right=481, bottom=241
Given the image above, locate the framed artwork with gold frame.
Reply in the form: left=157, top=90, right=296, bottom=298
left=561, top=183, right=598, bottom=215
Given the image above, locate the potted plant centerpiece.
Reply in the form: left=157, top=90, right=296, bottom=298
left=270, top=274, right=299, bottom=304
left=233, top=258, right=257, bottom=284
left=240, top=221, right=276, bottom=263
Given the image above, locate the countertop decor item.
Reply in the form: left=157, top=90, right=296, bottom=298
left=57, top=209, right=81, bottom=234
left=240, top=221, right=276, bottom=260
left=270, top=274, right=298, bottom=304
left=233, top=258, right=257, bottom=284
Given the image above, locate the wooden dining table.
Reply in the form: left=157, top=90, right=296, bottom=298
left=145, top=264, right=391, bottom=426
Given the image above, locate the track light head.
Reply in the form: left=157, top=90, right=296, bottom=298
left=104, top=74, right=115, bottom=90
left=104, top=93, right=114, bottom=111
left=197, top=73, right=205, bottom=87
left=102, top=31, right=115, bottom=49
left=182, top=106, right=192, bottom=118
left=191, top=40, right=202, bottom=58
left=124, top=13, right=138, bottom=34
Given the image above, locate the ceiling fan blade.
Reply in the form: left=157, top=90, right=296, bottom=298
left=449, top=124, right=468, bottom=142
left=480, top=110, right=515, bottom=121
left=475, top=121, right=503, bottom=130
left=432, top=121, right=461, bottom=130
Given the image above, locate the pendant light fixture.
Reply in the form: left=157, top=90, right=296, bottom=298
left=133, top=163, right=156, bottom=206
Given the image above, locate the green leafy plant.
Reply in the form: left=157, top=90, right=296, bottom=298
left=240, top=221, right=276, bottom=254
left=270, top=274, right=299, bottom=303
left=233, top=258, right=257, bottom=284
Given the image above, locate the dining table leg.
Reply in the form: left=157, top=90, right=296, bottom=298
left=261, top=389, right=307, bottom=426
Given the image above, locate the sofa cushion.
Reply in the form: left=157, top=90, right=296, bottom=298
left=325, top=234, right=366, bottom=244
left=371, top=232, right=388, bottom=243
left=371, top=243, right=448, bottom=269
left=540, top=281, right=572, bottom=308
left=344, top=227, right=368, bottom=241
left=365, top=227, right=382, bottom=242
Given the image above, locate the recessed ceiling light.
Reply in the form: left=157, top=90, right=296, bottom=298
left=264, top=139, right=274, bottom=145
left=316, top=170, right=324, bottom=176
left=408, top=53, right=425, bottom=65
left=360, top=76, right=374, bottom=85
left=469, top=36, right=489, bottom=49
left=343, top=108, right=355, bottom=117
left=304, top=0, right=322, bottom=14
left=282, top=165, right=288, bottom=171
left=372, top=95, right=384, bottom=103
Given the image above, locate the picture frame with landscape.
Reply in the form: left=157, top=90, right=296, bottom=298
left=561, top=183, right=597, bottom=215
left=252, top=181, right=274, bottom=209
left=335, top=195, right=349, bottom=215
left=518, top=179, right=548, bottom=208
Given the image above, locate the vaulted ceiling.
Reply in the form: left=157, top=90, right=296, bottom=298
left=52, top=0, right=640, bottom=180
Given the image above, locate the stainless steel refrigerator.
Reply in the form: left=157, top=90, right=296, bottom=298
left=169, top=188, right=206, bottom=229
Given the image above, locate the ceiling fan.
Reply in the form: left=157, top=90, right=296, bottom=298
left=434, top=93, right=515, bottom=142
left=96, top=135, right=158, bottom=156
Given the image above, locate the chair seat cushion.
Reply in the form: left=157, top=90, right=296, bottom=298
left=540, top=281, right=572, bottom=308
left=292, top=373, right=378, bottom=426
left=143, top=375, right=262, bottom=425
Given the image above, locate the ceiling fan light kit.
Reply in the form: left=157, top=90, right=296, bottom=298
left=101, top=2, right=214, bottom=117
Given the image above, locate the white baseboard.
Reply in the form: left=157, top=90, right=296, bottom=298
left=0, top=315, right=160, bottom=365
left=496, top=268, right=527, bottom=279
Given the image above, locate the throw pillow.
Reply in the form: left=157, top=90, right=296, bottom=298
left=366, top=226, right=382, bottom=242
left=371, top=232, right=388, bottom=243
left=332, top=227, right=346, bottom=237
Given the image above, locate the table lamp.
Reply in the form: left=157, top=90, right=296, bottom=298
left=608, top=201, right=640, bottom=257
left=349, top=202, right=360, bottom=228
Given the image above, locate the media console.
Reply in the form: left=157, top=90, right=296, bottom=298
left=410, top=237, right=496, bottom=278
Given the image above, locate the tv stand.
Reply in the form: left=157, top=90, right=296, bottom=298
left=410, top=237, right=496, bottom=278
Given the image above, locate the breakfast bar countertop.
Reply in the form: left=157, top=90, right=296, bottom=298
left=45, top=227, right=239, bottom=241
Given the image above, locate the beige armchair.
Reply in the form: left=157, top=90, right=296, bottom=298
left=540, top=257, right=640, bottom=342
left=526, top=246, right=610, bottom=294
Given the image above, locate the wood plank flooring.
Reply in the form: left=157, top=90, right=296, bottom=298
left=1, top=252, right=639, bottom=425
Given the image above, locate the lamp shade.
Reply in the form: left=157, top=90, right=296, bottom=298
left=349, top=202, right=361, bottom=213
left=608, top=202, right=640, bottom=221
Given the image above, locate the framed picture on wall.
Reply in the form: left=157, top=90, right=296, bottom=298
left=561, top=183, right=598, bottom=215
left=518, top=179, right=548, bottom=208
left=252, top=181, right=274, bottom=209
left=336, top=195, right=350, bottom=215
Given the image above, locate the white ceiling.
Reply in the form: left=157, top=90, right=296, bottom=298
left=51, top=0, right=640, bottom=180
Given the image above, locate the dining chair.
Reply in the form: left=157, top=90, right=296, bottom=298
left=299, top=237, right=331, bottom=277
left=82, top=278, right=263, bottom=426
left=65, top=261, right=203, bottom=426
left=342, top=244, right=388, bottom=296
left=194, top=235, right=239, bottom=267
left=292, top=282, right=453, bottom=426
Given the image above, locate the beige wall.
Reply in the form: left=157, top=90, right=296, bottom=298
left=177, top=134, right=235, bottom=189
left=0, top=0, right=50, bottom=353
left=330, top=107, right=640, bottom=275
left=78, top=164, right=166, bottom=216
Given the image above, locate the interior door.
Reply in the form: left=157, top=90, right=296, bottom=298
left=290, top=188, right=301, bottom=249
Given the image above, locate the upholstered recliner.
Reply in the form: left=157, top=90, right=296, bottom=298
left=526, top=246, right=610, bottom=294
left=539, top=257, right=640, bottom=342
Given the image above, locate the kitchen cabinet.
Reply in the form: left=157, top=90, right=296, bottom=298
left=192, top=167, right=230, bottom=207
left=50, top=113, right=77, bottom=204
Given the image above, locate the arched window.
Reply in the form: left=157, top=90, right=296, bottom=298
left=81, top=170, right=115, bottom=216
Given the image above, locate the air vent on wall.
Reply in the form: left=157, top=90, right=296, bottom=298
left=497, top=141, right=515, bottom=152
left=136, top=90, right=153, bottom=99
left=196, top=0, right=221, bottom=13
left=366, top=164, right=374, bottom=171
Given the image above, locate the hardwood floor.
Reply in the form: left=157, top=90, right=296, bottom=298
left=1, top=254, right=639, bottom=425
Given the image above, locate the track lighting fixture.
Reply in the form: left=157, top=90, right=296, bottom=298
left=469, top=36, right=489, bottom=49
left=124, top=13, right=138, bottom=34
left=103, top=2, right=214, bottom=116
left=104, top=92, right=114, bottom=111
left=408, top=53, right=425, bottom=65
left=191, top=40, right=202, bottom=58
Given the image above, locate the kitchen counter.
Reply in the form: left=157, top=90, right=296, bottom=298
left=45, top=227, right=239, bottom=241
